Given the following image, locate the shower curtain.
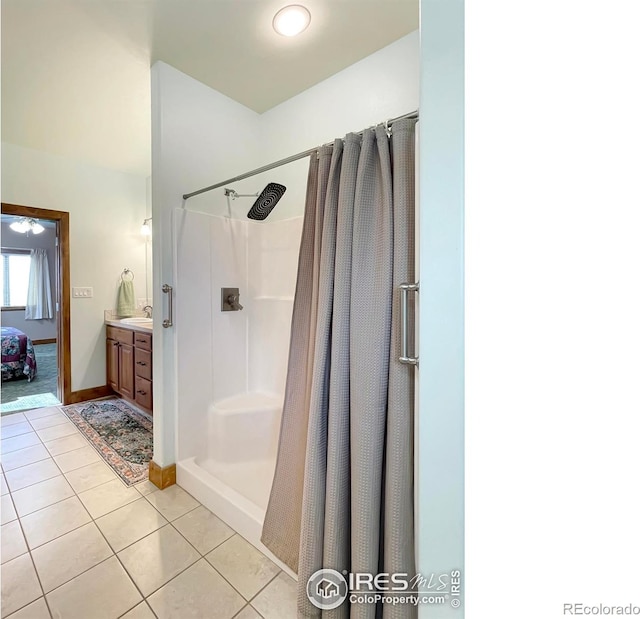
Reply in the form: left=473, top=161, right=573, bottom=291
left=25, top=248, right=53, bottom=320
left=262, top=118, right=417, bottom=618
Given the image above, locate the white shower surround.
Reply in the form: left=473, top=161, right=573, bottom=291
left=174, top=207, right=302, bottom=574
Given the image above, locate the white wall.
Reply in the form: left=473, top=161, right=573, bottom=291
left=1, top=221, right=57, bottom=341
left=151, top=61, right=261, bottom=466
left=1, top=142, right=149, bottom=392
left=417, top=1, right=464, bottom=617
left=260, top=31, right=419, bottom=167
left=152, top=31, right=419, bottom=466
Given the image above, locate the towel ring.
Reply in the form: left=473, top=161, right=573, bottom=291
left=121, top=268, right=134, bottom=282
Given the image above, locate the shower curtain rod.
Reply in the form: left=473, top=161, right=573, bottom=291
left=182, top=109, right=419, bottom=201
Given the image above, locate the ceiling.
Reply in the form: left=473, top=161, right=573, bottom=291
left=1, top=0, right=418, bottom=177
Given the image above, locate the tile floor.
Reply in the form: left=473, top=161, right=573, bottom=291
left=1, top=406, right=297, bottom=619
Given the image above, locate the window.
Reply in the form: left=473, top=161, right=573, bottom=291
left=1, top=250, right=31, bottom=309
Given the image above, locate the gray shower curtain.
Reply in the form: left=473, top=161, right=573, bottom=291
left=262, top=118, right=417, bottom=619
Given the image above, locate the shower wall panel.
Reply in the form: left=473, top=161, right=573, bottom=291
left=247, top=217, right=303, bottom=396
left=210, top=216, right=249, bottom=402
left=174, top=209, right=214, bottom=460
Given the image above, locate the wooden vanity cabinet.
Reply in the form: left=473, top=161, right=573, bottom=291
left=107, top=326, right=153, bottom=415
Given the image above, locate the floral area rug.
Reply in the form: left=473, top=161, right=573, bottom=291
left=61, top=398, right=152, bottom=485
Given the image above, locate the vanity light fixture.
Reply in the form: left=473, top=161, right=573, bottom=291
left=9, top=217, right=44, bottom=234
left=141, top=218, right=152, bottom=237
left=273, top=5, right=311, bottom=37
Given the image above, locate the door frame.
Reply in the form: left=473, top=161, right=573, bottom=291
left=1, top=202, right=72, bottom=404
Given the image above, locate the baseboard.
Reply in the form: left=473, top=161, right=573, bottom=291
left=33, top=338, right=57, bottom=345
left=67, top=385, right=114, bottom=404
left=149, top=461, right=176, bottom=490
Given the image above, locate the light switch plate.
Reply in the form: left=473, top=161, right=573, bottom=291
left=72, top=287, right=93, bottom=298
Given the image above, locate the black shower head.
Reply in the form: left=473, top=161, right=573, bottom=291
left=247, top=183, right=287, bottom=221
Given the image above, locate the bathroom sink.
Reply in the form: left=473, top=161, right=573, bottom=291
left=120, top=317, right=153, bottom=325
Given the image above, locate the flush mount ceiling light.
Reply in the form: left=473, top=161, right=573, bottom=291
left=9, top=217, right=44, bottom=234
left=273, top=5, right=311, bottom=37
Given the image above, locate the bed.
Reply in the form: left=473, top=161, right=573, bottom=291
left=1, top=327, right=38, bottom=382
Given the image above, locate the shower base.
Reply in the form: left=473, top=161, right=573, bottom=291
left=176, top=391, right=295, bottom=578
left=197, top=456, right=276, bottom=510
left=177, top=457, right=295, bottom=578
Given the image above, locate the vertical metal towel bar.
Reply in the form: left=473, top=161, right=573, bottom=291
left=399, top=282, right=419, bottom=366
left=162, top=284, right=173, bottom=328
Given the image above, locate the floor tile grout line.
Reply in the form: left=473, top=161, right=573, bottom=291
left=245, top=568, right=283, bottom=605
left=94, top=502, right=170, bottom=554
left=0, top=433, right=89, bottom=471
left=113, top=551, right=161, bottom=618
left=135, top=551, right=203, bottom=601
left=1, top=423, right=40, bottom=439
left=10, top=480, right=77, bottom=520
left=18, top=500, right=94, bottom=553
left=204, top=537, right=283, bottom=607
left=232, top=604, right=265, bottom=619
left=1, top=454, right=52, bottom=474
left=28, top=414, right=71, bottom=429
left=11, top=507, right=51, bottom=619
left=43, top=431, right=91, bottom=446
left=117, top=599, right=159, bottom=619
left=1, top=407, right=62, bottom=423
left=5, top=448, right=99, bottom=494
left=43, top=435, right=95, bottom=455
left=1, top=438, right=46, bottom=455
left=141, top=491, right=202, bottom=522
left=94, top=493, right=248, bottom=608
left=90, top=509, right=153, bottom=618
left=163, top=517, right=281, bottom=607
left=40, top=550, right=116, bottom=600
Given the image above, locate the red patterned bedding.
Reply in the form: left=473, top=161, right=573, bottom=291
left=1, top=327, right=38, bottom=382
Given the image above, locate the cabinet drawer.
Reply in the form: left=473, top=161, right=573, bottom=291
left=106, top=326, right=133, bottom=345
left=135, top=376, right=152, bottom=411
left=133, top=331, right=152, bottom=351
left=134, top=348, right=152, bottom=380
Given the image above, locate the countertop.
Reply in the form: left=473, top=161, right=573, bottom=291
left=105, top=319, right=153, bottom=333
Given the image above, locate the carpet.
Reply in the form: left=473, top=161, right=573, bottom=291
left=1, top=344, right=61, bottom=415
left=61, top=398, right=153, bottom=486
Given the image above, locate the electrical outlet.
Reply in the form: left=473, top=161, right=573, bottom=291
left=72, top=287, right=93, bottom=298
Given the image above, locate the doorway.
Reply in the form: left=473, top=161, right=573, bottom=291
left=1, top=203, right=71, bottom=412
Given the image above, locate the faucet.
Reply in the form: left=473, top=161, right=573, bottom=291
left=143, top=305, right=153, bottom=318
left=221, top=287, right=244, bottom=311
left=226, top=294, right=243, bottom=311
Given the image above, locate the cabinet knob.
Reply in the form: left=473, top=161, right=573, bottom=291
left=137, top=390, right=147, bottom=396
left=136, top=361, right=147, bottom=366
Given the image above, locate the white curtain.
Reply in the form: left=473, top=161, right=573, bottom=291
left=25, top=248, right=54, bottom=320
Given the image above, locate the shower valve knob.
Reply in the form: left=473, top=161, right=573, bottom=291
left=221, top=288, right=243, bottom=311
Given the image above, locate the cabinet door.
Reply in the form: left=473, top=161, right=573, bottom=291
left=135, top=376, right=153, bottom=412
left=118, top=343, right=135, bottom=399
left=107, top=339, right=120, bottom=392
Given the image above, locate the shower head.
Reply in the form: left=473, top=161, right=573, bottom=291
left=247, top=183, right=287, bottom=221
